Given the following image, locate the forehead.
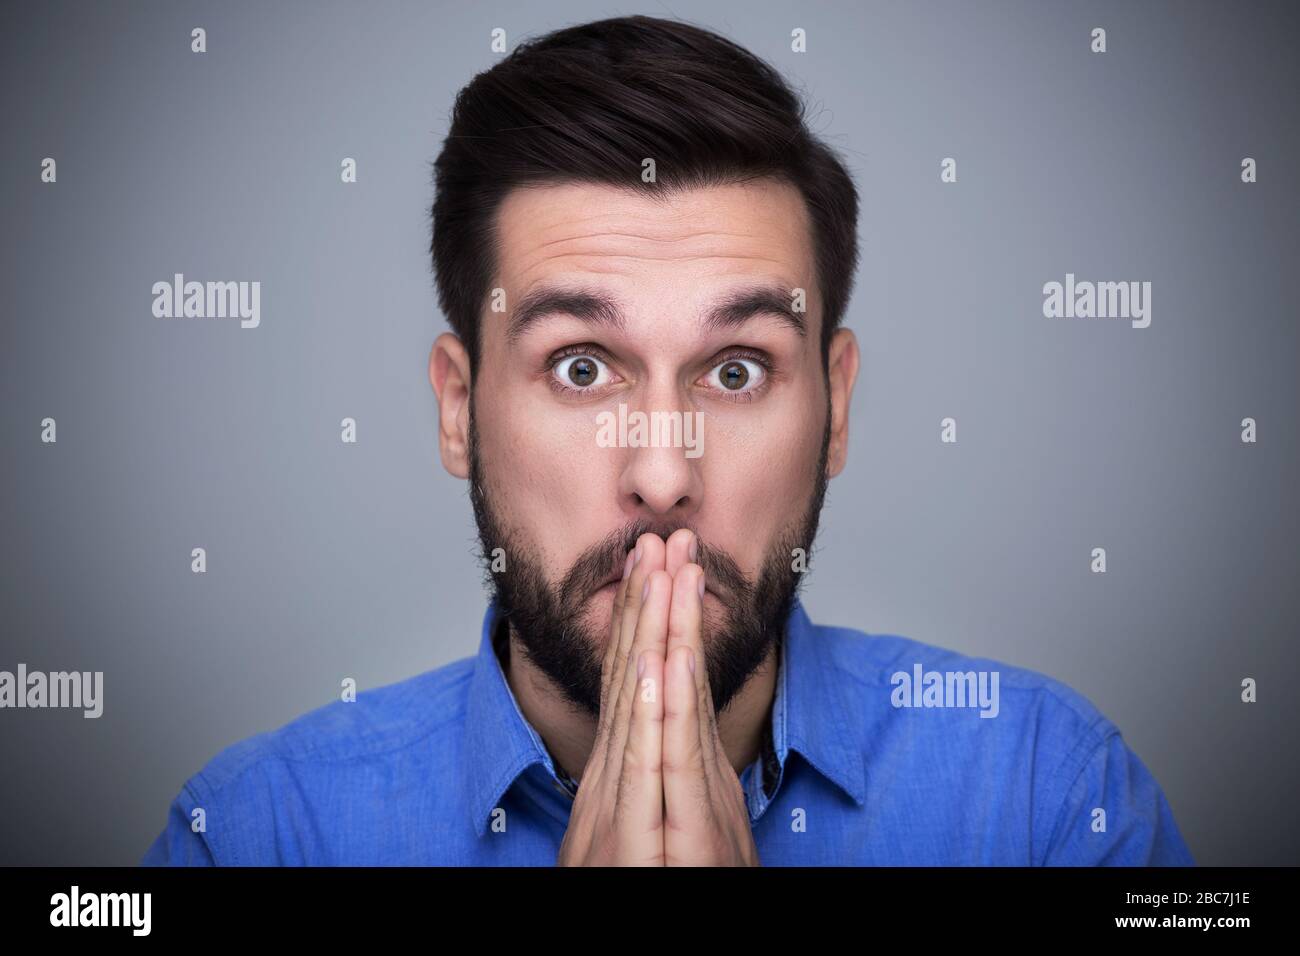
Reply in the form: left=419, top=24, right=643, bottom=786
left=492, top=178, right=815, bottom=293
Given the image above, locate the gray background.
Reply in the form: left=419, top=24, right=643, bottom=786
left=1, top=0, right=1296, bottom=866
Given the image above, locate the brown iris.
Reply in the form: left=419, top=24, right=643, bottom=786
left=568, top=357, right=597, bottom=387
left=719, top=361, right=749, bottom=390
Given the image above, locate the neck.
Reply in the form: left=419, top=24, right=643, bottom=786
left=500, top=619, right=779, bottom=784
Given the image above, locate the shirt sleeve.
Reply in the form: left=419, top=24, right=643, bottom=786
left=1041, top=730, right=1195, bottom=866
left=140, top=784, right=218, bottom=866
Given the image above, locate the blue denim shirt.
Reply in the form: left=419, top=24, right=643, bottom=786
left=141, top=599, right=1194, bottom=865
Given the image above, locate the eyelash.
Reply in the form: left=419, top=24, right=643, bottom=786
left=544, top=345, right=773, bottom=403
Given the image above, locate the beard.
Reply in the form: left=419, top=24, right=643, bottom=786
left=467, top=405, right=830, bottom=721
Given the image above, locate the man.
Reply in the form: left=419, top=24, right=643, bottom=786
left=142, top=15, right=1193, bottom=866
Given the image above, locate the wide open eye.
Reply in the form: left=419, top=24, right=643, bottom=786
left=552, top=353, right=611, bottom=391
left=704, top=358, right=765, bottom=394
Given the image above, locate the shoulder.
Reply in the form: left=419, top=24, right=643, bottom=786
left=196, top=656, right=476, bottom=789
left=809, top=615, right=1116, bottom=751
left=150, top=656, right=477, bottom=865
left=802, top=612, right=1193, bottom=864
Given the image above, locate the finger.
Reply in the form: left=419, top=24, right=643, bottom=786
left=669, top=563, right=719, bottom=774
left=617, top=629, right=666, bottom=858
left=605, top=567, right=671, bottom=779
left=664, top=527, right=696, bottom=582
left=598, top=548, right=637, bottom=715
left=663, top=634, right=711, bottom=835
left=598, top=535, right=665, bottom=745
left=666, top=562, right=703, bottom=664
left=595, top=548, right=635, bottom=758
left=616, top=534, right=665, bottom=666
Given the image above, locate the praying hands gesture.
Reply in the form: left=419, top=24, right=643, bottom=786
left=556, top=529, right=761, bottom=866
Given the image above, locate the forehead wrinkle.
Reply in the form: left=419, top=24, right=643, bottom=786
left=520, top=234, right=793, bottom=268
left=499, top=180, right=809, bottom=240
left=504, top=279, right=810, bottom=347
left=496, top=186, right=817, bottom=323
left=514, top=252, right=800, bottom=279
left=530, top=228, right=775, bottom=250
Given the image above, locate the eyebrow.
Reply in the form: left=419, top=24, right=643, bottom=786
left=505, top=283, right=807, bottom=344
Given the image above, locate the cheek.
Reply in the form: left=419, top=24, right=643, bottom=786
left=701, top=403, right=824, bottom=553
left=482, top=397, right=622, bottom=560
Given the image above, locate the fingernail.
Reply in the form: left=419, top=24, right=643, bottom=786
left=687, top=649, right=696, bottom=675
left=689, top=536, right=698, bottom=562
left=633, top=543, right=642, bottom=566
left=698, top=576, right=705, bottom=600
left=637, top=652, right=646, bottom=678
left=642, top=577, right=651, bottom=602
left=622, top=551, right=634, bottom=580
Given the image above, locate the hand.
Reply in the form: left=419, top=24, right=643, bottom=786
left=660, top=529, right=762, bottom=866
left=556, top=533, right=670, bottom=865
left=556, top=529, right=762, bottom=866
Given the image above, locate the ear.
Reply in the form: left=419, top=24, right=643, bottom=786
left=825, top=327, right=860, bottom=478
left=429, top=332, right=472, bottom=479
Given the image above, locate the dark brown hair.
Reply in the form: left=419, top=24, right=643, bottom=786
left=430, top=15, right=859, bottom=371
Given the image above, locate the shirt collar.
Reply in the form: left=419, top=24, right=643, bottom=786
left=464, top=596, right=867, bottom=836
left=464, top=603, right=560, bottom=837
left=770, top=598, right=869, bottom=808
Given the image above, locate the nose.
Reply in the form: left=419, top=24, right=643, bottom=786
left=614, top=386, right=704, bottom=521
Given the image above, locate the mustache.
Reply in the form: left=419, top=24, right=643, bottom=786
left=559, top=519, right=752, bottom=606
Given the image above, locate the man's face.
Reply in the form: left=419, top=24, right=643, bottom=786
left=456, top=178, right=838, bottom=718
